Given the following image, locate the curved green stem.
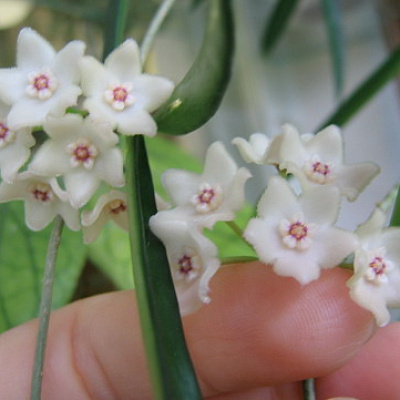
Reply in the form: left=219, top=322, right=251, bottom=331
left=30, top=216, right=64, bottom=400
left=140, top=0, right=177, bottom=65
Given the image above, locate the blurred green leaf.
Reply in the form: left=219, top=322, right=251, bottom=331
left=321, top=0, right=345, bottom=97
left=153, top=0, right=234, bottom=135
left=0, top=202, right=86, bottom=332
left=87, top=223, right=133, bottom=289
left=318, top=43, right=400, bottom=130
left=206, top=206, right=256, bottom=259
left=261, top=0, right=300, bottom=54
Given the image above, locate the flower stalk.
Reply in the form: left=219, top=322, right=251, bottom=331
left=30, top=215, right=64, bottom=400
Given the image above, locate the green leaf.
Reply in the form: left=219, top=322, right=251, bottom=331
left=125, top=135, right=202, bottom=399
left=321, top=0, right=345, bottom=97
left=153, top=0, right=234, bottom=135
left=87, top=224, right=133, bottom=289
left=318, top=43, right=400, bottom=130
left=261, top=0, right=300, bottom=54
left=206, top=206, right=256, bottom=259
left=0, top=202, right=86, bottom=332
left=102, top=0, right=130, bottom=59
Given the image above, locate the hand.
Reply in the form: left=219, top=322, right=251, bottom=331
left=0, top=262, right=398, bottom=399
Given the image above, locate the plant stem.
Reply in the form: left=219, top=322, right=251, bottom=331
left=30, top=215, right=64, bottom=400
left=140, top=0, right=177, bottom=65
left=221, top=256, right=258, bottom=265
left=303, top=378, right=316, bottom=400
left=225, top=220, right=244, bottom=238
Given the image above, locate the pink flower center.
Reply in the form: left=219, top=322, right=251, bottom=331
left=178, top=254, right=194, bottom=276
left=108, top=199, right=127, bottom=214
left=191, top=183, right=223, bottom=213
left=31, top=183, right=53, bottom=203
left=27, top=70, right=58, bottom=100
left=0, top=123, right=9, bottom=139
left=279, top=214, right=315, bottom=250
left=67, top=139, right=98, bottom=169
left=369, top=256, right=386, bottom=276
left=33, top=74, right=50, bottom=91
left=311, top=161, right=330, bottom=176
left=104, top=84, right=135, bottom=111
left=0, top=122, right=14, bottom=147
left=288, top=221, right=308, bottom=240
left=304, top=156, right=334, bottom=184
left=113, top=86, right=129, bottom=102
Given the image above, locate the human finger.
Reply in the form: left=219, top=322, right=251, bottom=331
left=0, top=263, right=374, bottom=399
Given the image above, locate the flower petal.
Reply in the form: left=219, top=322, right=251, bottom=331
left=16, top=28, right=55, bottom=71
left=132, top=74, right=174, bottom=112
left=105, top=39, right=141, bottom=81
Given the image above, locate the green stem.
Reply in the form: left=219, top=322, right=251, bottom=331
left=221, top=256, right=258, bottom=265
left=30, top=216, right=64, bottom=400
left=302, top=378, right=316, bottom=400
left=140, top=0, right=177, bottom=65
left=225, top=220, right=244, bottom=238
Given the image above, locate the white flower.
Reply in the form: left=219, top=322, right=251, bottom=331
left=0, top=101, right=35, bottom=182
left=80, top=39, right=174, bottom=136
left=244, top=176, right=358, bottom=285
left=0, top=28, right=85, bottom=130
left=348, top=208, right=400, bottom=326
left=278, top=124, right=379, bottom=201
left=81, top=190, right=128, bottom=243
left=0, top=172, right=80, bottom=231
left=150, top=209, right=220, bottom=315
left=161, top=141, right=251, bottom=229
left=232, top=132, right=283, bottom=165
left=28, top=114, right=124, bottom=208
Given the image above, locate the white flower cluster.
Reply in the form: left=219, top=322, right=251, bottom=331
left=0, top=28, right=174, bottom=239
left=152, top=123, right=400, bottom=326
left=150, top=142, right=252, bottom=315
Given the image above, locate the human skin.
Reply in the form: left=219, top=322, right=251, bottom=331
left=0, top=262, right=399, bottom=399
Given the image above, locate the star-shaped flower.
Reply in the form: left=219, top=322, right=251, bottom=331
left=161, top=141, right=251, bottom=229
left=79, top=39, right=174, bottom=136
left=81, top=190, right=128, bottom=243
left=0, top=172, right=80, bottom=231
left=347, top=208, right=400, bottom=326
left=28, top=114, right=124, bottom=208
left=244, top=176, right=358, bottom=285
left=150, top=209, right=220, bottom=315
left=0, top=101, right=35, bottom=182
left=0, top=28, right=85, bottom=130
left=277, top=124, right=379, bottom=201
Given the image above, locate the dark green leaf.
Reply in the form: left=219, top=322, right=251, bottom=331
left=261, top=0, right=300, bottom=54
left=125, top=135, right=202, bottom=399
left=153, top=0, right=234, bottom=135
left=321, top=0, right=345, bottom=97
left=102, top=0, right=130, bottom=59
left=0, top=202, right=86, bottom=332
left=318, top=43, right=400, bottom=130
